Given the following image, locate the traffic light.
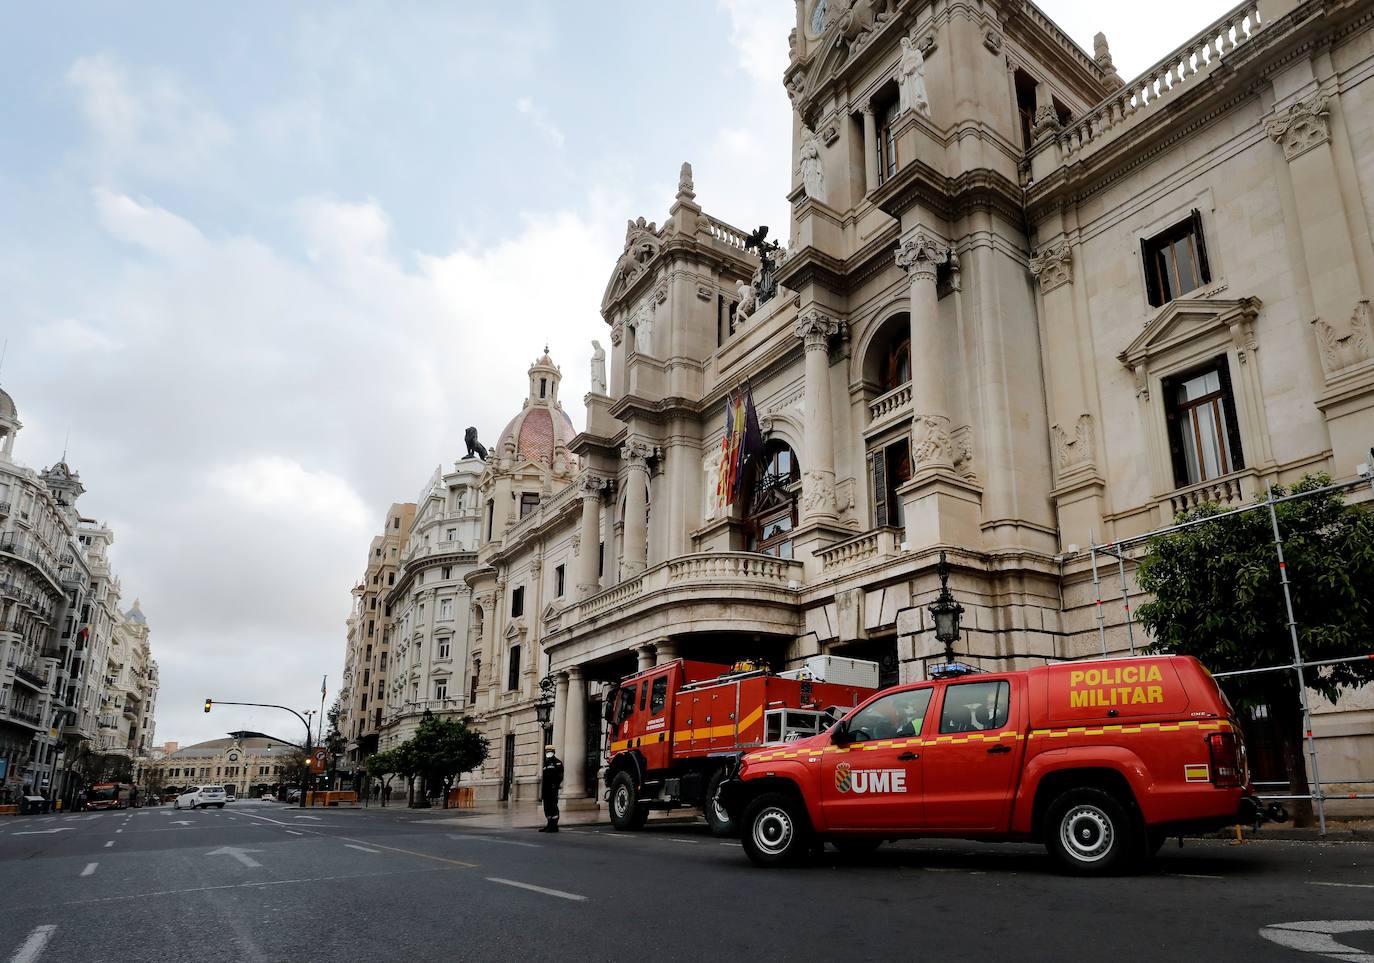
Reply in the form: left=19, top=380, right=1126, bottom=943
left=203, top=698, right=213, bottom=713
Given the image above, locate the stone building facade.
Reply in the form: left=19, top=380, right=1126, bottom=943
left=454, top=0, right=1374, bottom=808
left=148, top=731, right=294, bottom=798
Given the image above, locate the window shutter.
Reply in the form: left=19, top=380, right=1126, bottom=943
left=1213, top=357, right=1245, bottom=471
left=869, top=449, right=889, bottom=528
left=1141, top=237, right=1161, bottom=308
left=1161, top=375, right=1190, bottom=487
left=1191, top=209, right=1211, bottom=284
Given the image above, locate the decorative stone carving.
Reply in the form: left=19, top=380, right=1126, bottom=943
left=983, top=29, right=1003, bottom=54
left=628, top=301, right=654, bottom=356
left=609, top=319, right=624, bottom=347
left=1093, top=32, right=1124, bottom=87
left=898, top=37, right=930, bottom=118
left=1051, top=414, right=1095, bottom=471
left=695, top=283, right=713, bottom=301
left=735, top=279, right=757, bottom=323
left=1266, top=95, right=1331, bottom=161
left=894, top=233, right=948, bottom=283
left=1030, top=105, right=1061, bottom=140
left=621, top=439, right=654, bottom=470
left=677, top=161, right=695, bottom=200
left=801, top=470, right=837, bottom=515
left=1029, top=240, right=1073, bottom=294
left=912, top=413, right=954, bottom=466
left=589, top=340, right=607, bottom=395
left=794, top=309, right=842, bottom=351
left=1312, top=300, right=1373, bottom=375
left=820, top=116, right=840, bottom=146
left=916, top=33, right=937, bottom=57
left=788, top=27, right=798, bottom=61
left=786, top=68, right=808, bottom=103
left=578, top=472, right=609, bottom=497
left=464, top=427, right=488, bottom=460
left=799, top=127, right=826, bottom=203
left=702, top=448, right=723, bottom=521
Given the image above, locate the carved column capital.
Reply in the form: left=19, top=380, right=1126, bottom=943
left=620, top=439, right=654, bottom=471
left=609, top=320, right=624, bottom=346
left=1266, top=94, right=1330, bottom=161
left=793, top=309, right=842, bottom=351
left=894, top=233, right=947, bottom=284
left=1029, top=240, right=1073, bottom=294
left=578, top=472, right=609, bottom=498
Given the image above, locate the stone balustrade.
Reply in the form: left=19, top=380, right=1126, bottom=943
left=579, top=551, right=802, bottom=621
left=818, top=527, right=904, bottom=573
left=701, top=214, right=750, bottom=251
left=868, top=382, right=913, bottom=425
left=1058, top=1, right=1262, bottom=162
left=1166, top=471, right=1255, bottom=516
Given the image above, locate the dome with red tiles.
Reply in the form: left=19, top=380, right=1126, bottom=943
left=495, top=349, right=579, bottom=470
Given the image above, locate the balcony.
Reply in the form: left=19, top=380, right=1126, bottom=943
left=11, top=662, right=49, bottom=690
left=2, top=704, right=43, bottom=728
left=866, top=382, right=913, bottom=432
left=817, top=527, right=905, bottom=575
left=566, top=552, right=804, bottom=654
left=1163, top=468, right=1258, bottom=519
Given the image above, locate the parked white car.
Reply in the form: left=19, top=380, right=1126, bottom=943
left=174, top=785, right=228, bottom=810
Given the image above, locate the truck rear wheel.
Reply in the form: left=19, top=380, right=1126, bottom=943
left=704, top=769, right=735, bottom=837
left=609, top=772, right=648, bottom=831
left=1045, top=788, right=1136, bottom=875
left=740, top=792, right=809, bottom=867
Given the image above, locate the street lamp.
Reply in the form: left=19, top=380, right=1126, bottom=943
left=928, top=550, right=964, bottom=664
left=534, top=675, right=555, bottom=728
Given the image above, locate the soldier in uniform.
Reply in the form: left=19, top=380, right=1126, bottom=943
left=539, top=746, right=564, bottom=833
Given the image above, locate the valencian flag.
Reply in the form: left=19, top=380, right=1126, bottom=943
left=716, top=382, right=765, bottom=511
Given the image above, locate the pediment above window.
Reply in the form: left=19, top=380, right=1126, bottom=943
left=541, top=602, right=560, bottom=624
left=503, top=620, right=526, bottom=642
left=1118, top=296, right=1261, bottom=397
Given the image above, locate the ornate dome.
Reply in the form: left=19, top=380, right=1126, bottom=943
left=494, top=349, right=578, bottom=471
left=0, top=386, right=16, bottom=422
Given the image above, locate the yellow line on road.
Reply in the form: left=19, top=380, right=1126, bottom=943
left=335, top=835, right=478, bottom=869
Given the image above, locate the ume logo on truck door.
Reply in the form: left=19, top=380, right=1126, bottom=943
left=834, top=762, right=907, bottom=794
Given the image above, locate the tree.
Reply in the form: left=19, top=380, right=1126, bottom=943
left=324, top=697, right=347, bottom=789
left=89, top=753, right=134, bottom=784
left=1135, top=474, right=1374, bottom=825
left=366, top=750, right=398, bottom=805
left=272, top=748, right=308, bottom=798
left=408, top=714, right=490, bottom=808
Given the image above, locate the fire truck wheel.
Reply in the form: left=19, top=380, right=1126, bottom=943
left=609, top=772, right=648, bottom=830
left=704, top=770, right=735, bottom=837
left=741, top=792, right=809, bottom=867
left=1045, top=788, right=1136, bottom=875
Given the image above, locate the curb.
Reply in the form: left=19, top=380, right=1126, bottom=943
left=1202, top=827, right=1374, bottom=842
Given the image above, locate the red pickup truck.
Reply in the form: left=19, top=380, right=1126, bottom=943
left=718, top=655, right=1277, bottom=874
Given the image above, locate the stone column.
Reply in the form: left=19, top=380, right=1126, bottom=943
left=576, top=475, right=604, bottom=599
left=861, top=103, right=878, bottom=194
left=654, top=639, right=678, bottom=665
left=551, top=671, right=569, bottom=764
left=793, top=309, right=843, bottom=522
left=636, top=645, right=655, bottom=672
left=895, top=233, right=954, bottom=473
left=620, top=440, right=652, bottom=577
left=560, top=666, right=585, bottom=800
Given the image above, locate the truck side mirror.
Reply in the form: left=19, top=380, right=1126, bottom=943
left=831, top=721, right=855, bottom=746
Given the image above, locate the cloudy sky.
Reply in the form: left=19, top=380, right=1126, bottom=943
left=1, top=0, right=1233, bottom=746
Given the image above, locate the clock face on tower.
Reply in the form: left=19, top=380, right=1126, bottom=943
left=809, top=0, right=828, bottom=36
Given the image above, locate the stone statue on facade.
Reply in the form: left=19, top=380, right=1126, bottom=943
left=590, top=340, right=607, bottom=395
left=464, top=427, right=488, bottom=461
left=799, top=127, right=826, bottom=204
left=745, top=225, right=781, bottom=309
left=898, top=37, right=930, bottom=118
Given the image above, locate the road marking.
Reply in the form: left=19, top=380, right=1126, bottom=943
left=719, top=841, right=742, bottom=847
left=114, top=830, right=122, bottom=834
left=1310, top=881, right=1374, bottom=889
left=285, top=830, right=303, bottom=836
left=7, top=924, right=56, bottom=963
left=11, top=829, right=74, bottom=836
left=293, top=815, right=322, bottom=821
left=334, top=836, right=478, bottom=869
left=668, top=837, right=699, bottom=845
left=206, top=846, right=262, bottom=868
left=486, top=877, right=587, bottom=902
left=80, top=864, right=97, bottom=878
left=1167, top=873, right=1225, bottom=880
left=1259, top=920, right=1374, bottom=960
left=103, top=841, right=114, bottom=848
left=446, top=834, right=539, bottom=849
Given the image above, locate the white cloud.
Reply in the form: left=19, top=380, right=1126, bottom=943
left=66, top=54, right=233, bottom=182
left=215, top=455, right=370, bottom=528
left=33, top=317, right=120, bottom=354
left=93, top=187, right=206, bottom=259
left=716, top=0, right=792, bottom=84
left=515, top=96, right=566, bottom=149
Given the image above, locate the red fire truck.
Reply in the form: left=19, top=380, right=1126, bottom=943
left=602, top=657, right=877, bottom=833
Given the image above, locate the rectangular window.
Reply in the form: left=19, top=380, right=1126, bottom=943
left=869, top=438, right=912, bottom=529
left=507, top=645, right=521, bottom=691
left=939, top=680, right=1011, bottom=733
left=486, top=499, right=494, bottom=541
left=469, top=667, right=479, bottom=705
left=446, top=528, right=456, bottom=541
left=539, top=377, right=547, bottom=399
left=441, top=566, right=451, bottom=580
left=554, top=564, right=565, bottom=597
left=650, top=676, right=667, bottom=714
left=639, top=681, right=648, bottom=711
left=1142, top=210, right=1211, bottom=307
left=1163, top=359, right=1244, bottom=486
left=439, top=598, right=453, bottom=621
left=519, top=492, right=540, bottom=519
left=1014, top=69, right=1038, bottom=150
left=511, top=586, right=524, bottom=618
left=877, top=99, right=899, bottom=185
left=598, top=542, right=605, bottom=577
left=435, top=679, right=448, bottom=701
left=438, top=639, right=451, bottom=659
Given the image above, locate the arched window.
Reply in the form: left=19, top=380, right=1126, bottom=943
left=746, top=441, right=800, bottom=559
left=864, top=312, right=912, bottom=397
left=883, top=337, right=911, bottom=393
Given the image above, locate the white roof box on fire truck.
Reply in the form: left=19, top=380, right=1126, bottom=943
left=777, top=655, right=880, bottom=689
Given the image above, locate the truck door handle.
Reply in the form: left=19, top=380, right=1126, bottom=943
left=897, top=752, right=919, bottom=761
left=987, top=745, right=1012, bottom=755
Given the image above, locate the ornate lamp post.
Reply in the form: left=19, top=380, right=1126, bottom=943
left=534, top=675, right=555, bottom=730
left=928, top=551, right=964, bottom=664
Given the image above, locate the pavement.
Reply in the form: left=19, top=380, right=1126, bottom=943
left=1, top=799, right=1372, bottom=962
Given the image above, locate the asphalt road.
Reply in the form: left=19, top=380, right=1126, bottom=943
left=1, top=800, right=1371, bottom=962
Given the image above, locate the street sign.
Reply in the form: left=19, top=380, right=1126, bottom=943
left=309, top=747, right=327, bottom=774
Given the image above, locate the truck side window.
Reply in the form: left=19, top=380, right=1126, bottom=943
left=847, top=688, right=933, bottom=741
left=650, top=677, right=667, bottom=714
left=616, top=687, right=635, bottom=723
left=639, top=681, right=648, bottom=711
left=939, top=680, right=1010, bottom=734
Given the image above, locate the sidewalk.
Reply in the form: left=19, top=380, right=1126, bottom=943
left=302, top=797, right=701, bottom=831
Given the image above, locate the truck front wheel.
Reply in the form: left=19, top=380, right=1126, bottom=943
left=740, top=792, right=809, bottom=867
left=1045, top=788, right=1137, bottom=875
left=609, top=772, right=648, bottom=830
